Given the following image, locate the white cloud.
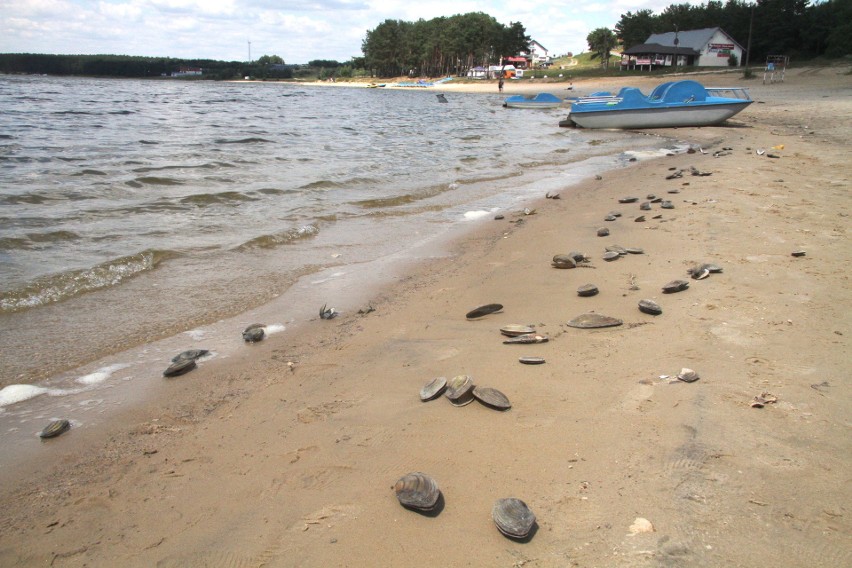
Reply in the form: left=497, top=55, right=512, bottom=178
left=0, top=0, right=687, bottom=63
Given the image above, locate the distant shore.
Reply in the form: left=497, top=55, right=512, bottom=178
left=1, top=65, right=850, bottom=567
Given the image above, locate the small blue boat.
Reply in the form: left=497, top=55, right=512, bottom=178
left=566, top=80, right=752, bottom=129
left=503, top=92, right=564, bottom=109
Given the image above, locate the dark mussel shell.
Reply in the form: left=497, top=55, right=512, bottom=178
left=472, top=386, right=511, bottom=410
left=492, top=497, right=536, bottom=539
left=163, top=358, right=197, bottom=377
left=465, top=304, right=504, bottom=319
left=39, top=419, right=71, bottom=439
left=171, top=349, right=209, bottom=363
left=420, top=377, right=447, bottom=401
left=394, top=472, right=441, bottom=511
left=638, top=299, right=663, bottom=315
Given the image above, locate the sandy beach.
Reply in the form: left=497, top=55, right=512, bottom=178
left=1, top=66, right=850, bottom=567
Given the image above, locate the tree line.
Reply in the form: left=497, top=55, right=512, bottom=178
left=361, top=12, right=530, bottom=78
left=613, top=0, right=851, bottom=64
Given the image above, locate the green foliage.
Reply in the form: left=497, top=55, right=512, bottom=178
left=256, top=55, right=284, bottom=65
left=586, top=28, right=618, bottom=68
left=728, top=53, right=738, bottom=66
left=614, top=0, right=851, bottom=63
left=361, top=12, right=530, bottom=78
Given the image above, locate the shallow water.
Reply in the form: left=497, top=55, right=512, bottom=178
left=0, top=75, right=679, bottom=454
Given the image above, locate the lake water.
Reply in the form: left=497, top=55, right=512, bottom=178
left=0, top=75, right=678, bottom=453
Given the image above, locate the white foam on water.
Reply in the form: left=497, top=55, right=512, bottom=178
left=310, top=271, right=347, bottom=285
left=75, top=363, right=131, bottom=385
left=265, top=324, right=286, bottom=335
left=0, top=384, right=49, bottom=407
left=184, top=328, right=207, bottom=341
left=463, top=210, right=493, bottom=220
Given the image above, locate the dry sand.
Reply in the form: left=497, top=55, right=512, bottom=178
left=1, top=66, right=850, bottom=567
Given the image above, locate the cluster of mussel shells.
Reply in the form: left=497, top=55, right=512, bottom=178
left=393, top=472, right=537, bottom=539
left=420, top=375, right=511, bottom=410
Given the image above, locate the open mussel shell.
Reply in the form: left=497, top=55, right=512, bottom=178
left=466, top=304, right=503, bottom=319
left=602, top=251, right=620, bottom=261
left=662, top=279, right=689, bottom=294
left=445, top=375, right=475, bottom=406
left=163, top=358, right=197, bottom=377
left=638, top=299, right=662, bottom=315
left=503, top=334, right=548, bottom=345
left=242, top=324, right=266, bottom=342
left=492, top=498, right=536, bottom=539
left=420, top=377, right=447, bottom=401
left=500, top=325, right=535, bottom=337
left=39, top=419, right=71, bottom=439
left=394, top=472, right=441, bottom=511
left=551, top=254, right=576, bottom=269
left=566, top=313, right=623, bottom=329
left=473, top=386, right=511, bottom=410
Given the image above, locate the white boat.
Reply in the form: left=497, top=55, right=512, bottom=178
left=565, top=80, right=752, bottom=129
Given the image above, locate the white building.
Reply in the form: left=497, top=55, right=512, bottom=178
left=644, top=27, right=744, bottom=67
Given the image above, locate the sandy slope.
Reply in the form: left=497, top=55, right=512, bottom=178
left=1, top=66, right=850, bottom=567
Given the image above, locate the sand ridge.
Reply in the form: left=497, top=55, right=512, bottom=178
left=1, top=66, right=850, bottom=567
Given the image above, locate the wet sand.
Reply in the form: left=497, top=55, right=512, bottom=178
left=1, top=66, right=850, bottom=567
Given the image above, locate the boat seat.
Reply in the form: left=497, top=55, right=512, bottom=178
left=661, top=80, right=707, bottom=103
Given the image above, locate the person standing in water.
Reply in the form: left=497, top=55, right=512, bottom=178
left=498, top=76, right=504, bottom=93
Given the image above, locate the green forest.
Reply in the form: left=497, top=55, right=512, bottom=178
left=1, top=0, right=849, bottom=80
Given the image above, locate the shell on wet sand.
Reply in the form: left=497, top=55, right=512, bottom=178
left=500, top=325, right=535, bottom=337
left=662, top=280, right=690, bottom=293
left=171, top=349, right=209, bottom=363
left=518, top=356, right=545, bottom=365
left=466, top=304, right=504, bottom=319
left=242, top=324, right=266, bottom=342
left=503, top=334, right=549, bottom=344
left=39, top=419, right=71, bottom=439
left=473, top=386, right=512, bottom=410
left=638, top=299, right=663, bottom=315
left=163, top=358, right=197, bottom=377
left=577, top=284, right=599, bottom=297
left=420, top=377, right=448, bottom=401
left=566, top=313, right=623, bottom=329
left=445, top=375, right=475, bottom=406
left=394, top=472, right=441, bottom=511
left=492, top=498, right=536, bottom=539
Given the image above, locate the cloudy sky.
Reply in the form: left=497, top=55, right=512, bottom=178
left=1, top=0, right=678, bottom=64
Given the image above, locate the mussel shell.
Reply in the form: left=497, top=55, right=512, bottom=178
left=492, top=498, right=536, bottom=539
left=394, top=472, right=441, bottom=511
left=420, top=377, right=447, bottom=401
left=500, top=325, right=535, bottom=337
left=518, top=356, right=545, bottom=365
left=638, top=299, right=663, bottom=315
left=605, top=245, right=627, bottom=255
left=639, top=201, right=651, bottom=210
left=677, top=368, right=700, bottom=383
left=662, top=279, right=689, bottom=293
left=39, top=419, right=71, bottom=439
left=567, top=251, right=587, bottom=262
left=551, top=254, right=576, bottom=269
left=602, top=251, right=620, bottom=261
left=163, top=358, right=197, bottom=377
left=577, top=284, right=599, bottom=297
left=503, top=334, right=548, bottom=344
left=171, top=349, right=209, bottom=363
left=625, top=247, right=644, bottom=254
left=596, top=228, right=610, bottom=237
left=618, top=196, right=639, bottom=203
left=445, top=375, right=474, bottom=406
left=242, top=325, right=266, bottom=342
left=791, top=250, right=806, bottom=257
left=566, top=313, right=623, bottom=329
left=634, top=215, right=646, bottom=222
left=473, top=386, right=511, bottom=410
left=466, top=304, right=504, bottom=319
left=660, top=200, right=674, bottom=209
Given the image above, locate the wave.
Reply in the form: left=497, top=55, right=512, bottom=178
left=179, top=191, right=258, bottom=206
left=0, top=230, right=81, bottom=251
left=72, top=169, right=108, bottom=176
left=234, top=225, right=319, bottom=251
left=351, top=182, right=458, bottom=209
left=132, top=162, right=235, bottom=173
left=214, top=137, right=273, bottom=145
left=128, top=176, right=184, bottom=186
left=0, top=249, right=178, bottom=313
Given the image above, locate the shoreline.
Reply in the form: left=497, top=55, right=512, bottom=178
left=1, top=66, right=850, bottom=566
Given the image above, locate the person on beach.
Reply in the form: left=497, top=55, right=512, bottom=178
left=498, top=77, right=504, bottom=93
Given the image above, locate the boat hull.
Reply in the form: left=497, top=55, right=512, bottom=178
left=568, top=101, right=751, bottom=129
left=503, top=93, right=563, bottom=109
